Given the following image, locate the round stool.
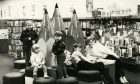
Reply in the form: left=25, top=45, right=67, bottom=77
left=47, top=67, right=57, bottom=78
left=25, top=67, right=44, bottom=77
left=14, top=59, right=26, bottom=69
left=78, top=70, right=101, bottom=82
left=3, top=72, right=25, bottom=84
left=67, top=67, right=77, bottom=77
left=56, top=77, right=79, bottom=84
left=33, top=77, right=55, bottom=84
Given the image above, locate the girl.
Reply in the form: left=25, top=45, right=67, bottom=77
left=30, top=44, right=48, bottom=78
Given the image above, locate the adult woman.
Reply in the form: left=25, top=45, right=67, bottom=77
left=71, top=43, right=114, bottom=84
left=86, top=31, right=129, bottom=84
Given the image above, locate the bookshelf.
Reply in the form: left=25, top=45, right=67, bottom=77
left=6, top=19, right=42, bottom=58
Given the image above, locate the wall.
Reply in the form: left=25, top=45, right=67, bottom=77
left=0, top=0, right=140, bottom=19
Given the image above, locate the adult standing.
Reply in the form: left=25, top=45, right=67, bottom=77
left=20, top=21, right=38, bottom=66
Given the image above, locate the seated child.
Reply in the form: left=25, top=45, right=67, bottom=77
left=30, top=44, right=48, bottom=78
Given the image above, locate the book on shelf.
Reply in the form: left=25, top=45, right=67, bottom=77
left=8, top=45, right=12, bottom=51
left=15, top=21, right=19, bottom=26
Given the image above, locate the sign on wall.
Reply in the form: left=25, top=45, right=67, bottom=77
left=0, top=29, right=8, bottom=39
left=86, top=0, right=93, bottom=12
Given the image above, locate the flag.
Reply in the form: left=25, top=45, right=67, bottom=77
left=51, top=3, right=66, bottom=43
left=37, top=8, right=55, bottom=67
left=66, top=9, right=85, bottom=54
left=37, top=8, right=49, bottom=56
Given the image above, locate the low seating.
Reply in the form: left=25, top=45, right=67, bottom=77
left=47, top=67, right=57, bottom=78
left=56, top=77, right=79, bottom=84
left=105, top=63, right=115, bottom=83
left=14, top=59, right=26, bottom=69
left=67, top=66, right=77, bottom=77
left=78, top=70, right=102, bottom=82
left=3, top=72, right=25, bottom=84
left=33, top=77, right=55, bottom=84
left=79, top=81, right=102, bottom=84
left=25, top=67, right=44, bottom=77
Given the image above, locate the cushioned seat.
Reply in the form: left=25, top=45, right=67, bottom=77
left=14, top=59, right=26, bottom=69
left=105, top=63, right=115, bottom=83
left=25, top=67, right=44, bottom=77
left=79, top=81, right=102, bottom=84
left=3, top=72, right=25, bottom=84
left=56, top=77, right=79, bottom=84
left=33, top=77, right=55, bottom=84
left=67, top=66, right=77, bottom=77
left=47, top=67, right=57, bottom=78
left=78, top=70, right=101, bottom=82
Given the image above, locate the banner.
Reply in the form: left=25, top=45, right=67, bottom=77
left=86, top=0, right=93, bottom=12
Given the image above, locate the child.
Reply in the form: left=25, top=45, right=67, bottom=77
left=72, top=43, right=114, bottom=84
left=30, top=44, right=48, bottom=78
left=52, top=31, right=68, bottom=79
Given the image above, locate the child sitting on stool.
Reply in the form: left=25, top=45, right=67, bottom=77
left=30, top=44, right=48, bottom=78
left=52, top=31, right=68, bottom=79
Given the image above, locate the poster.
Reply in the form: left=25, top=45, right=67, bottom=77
left=86, top=0, right=93, bottom=12
left=0, top=29, right=8, bottom=39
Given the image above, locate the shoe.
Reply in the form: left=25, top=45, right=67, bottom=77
left=44, top=74, right=49, bottom=78
left=119, top=77, right=126, bottom=84
left=123, top=76, right=129, bottom=84
left=66, top=76, right=69, bottom=78
left=64, top=75, right=69, bottom=78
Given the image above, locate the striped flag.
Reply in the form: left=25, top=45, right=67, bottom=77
left=37, top=8, right=55, bottom=67
left=51, top=3, right=66, bottom=43
left=66, top=9, right=85, bottom=54
left=37, top=8, right=49, bottom=56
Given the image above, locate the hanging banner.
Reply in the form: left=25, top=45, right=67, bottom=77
left=86, top=0, right=93, bottom=12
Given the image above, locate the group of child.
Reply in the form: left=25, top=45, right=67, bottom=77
left=30, top=31, right=68, bottom=79
left=30, top=30, right=129, bottom=84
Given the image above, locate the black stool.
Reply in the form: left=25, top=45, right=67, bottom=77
left=25, top=67, right=44, bottom=77
left=67, top=66, right=77, bottom=77
left=3, top=72, right=25, bottom=84
left=78, top=70, right=101, bottom=82
left=14, top=60, right=26, bottom=69
left=56, top=77, right=79, bottom=84
left=33, top=77, right=55, bottom=84
left=47, top=67, right=57, bottom=78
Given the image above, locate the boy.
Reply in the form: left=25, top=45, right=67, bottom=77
left=30, top=44, right=48, bottom=78
left=52, top=31, right=68, bottom=79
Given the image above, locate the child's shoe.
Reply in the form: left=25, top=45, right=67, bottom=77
left=123, top=76, right=129, bottom=84
left=44, top=74, right=49, bottom=78
left=119, top=77, right=126, bottom=84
